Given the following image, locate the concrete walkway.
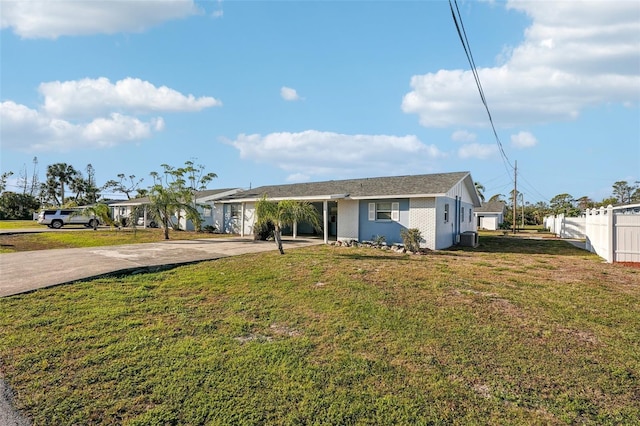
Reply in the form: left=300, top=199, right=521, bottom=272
left=0, top=236, right=323, bottom=297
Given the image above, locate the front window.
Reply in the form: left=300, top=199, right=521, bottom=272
left=230, top=204, right=240, bottom=218
left=444, top=204, right=449, bottom=222
left=376, top=202, right=392, bottom=220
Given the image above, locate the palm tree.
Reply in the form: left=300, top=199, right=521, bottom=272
left=255, top=196, right=322, bottom=254
left=474, top=182, right=486, bottom=203
left=137, top=184, right=200, bottom=239
left=488, top=194, right=504, bottom=203
left=80, top=203, right=115, bottom=230
left=46, top=163, right=78, bottom=206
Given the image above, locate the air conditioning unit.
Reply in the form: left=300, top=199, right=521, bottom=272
left=459, top=231, right=479, bottom=247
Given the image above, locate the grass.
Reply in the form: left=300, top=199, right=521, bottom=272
left=1, top=237, right=639, bottom=425
left=0, top=220, right=40, bottom=229
left=0, top=227, right=233, bottom=253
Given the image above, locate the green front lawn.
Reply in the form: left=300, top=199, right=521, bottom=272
left=0, top=220, right=40, bottom=229
left=0, top=228, right=232, bottom=253
left=1, top=237, right=638, bottom=424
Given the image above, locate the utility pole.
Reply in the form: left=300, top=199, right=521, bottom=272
left=512, top=160, right=517, bottom=234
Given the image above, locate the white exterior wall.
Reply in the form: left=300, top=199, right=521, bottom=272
left=212, top=204, right=224, bottom=232
left=408, top=198, right=436, bottom=250
left=459, top=201, right=476, bottom=233
left=337, top=199, right=359, bottom=242
left=446, top=180, right=476, bottom=205
left=435, top=197, right=456, bottom=249
left=480, top=216, right=499, bottom=230
left=241, top=202, right=256, bottom=236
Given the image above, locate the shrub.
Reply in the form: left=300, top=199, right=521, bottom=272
left=202, top=225, right=217, bottom=233
left=372, top=235, right=386, bottom=246
left=400, top=228, right=422, bottom=252
left=254, top=220, right=275, bottom=240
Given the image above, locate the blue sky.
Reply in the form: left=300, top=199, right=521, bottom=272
left=1, top=0, right=638, bottom=204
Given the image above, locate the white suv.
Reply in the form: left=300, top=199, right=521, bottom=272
left=37, top=208, right=100, bottom=229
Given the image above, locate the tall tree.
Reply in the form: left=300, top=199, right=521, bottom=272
left=150, top=161, right=217, bottom=231
left=550, top=193, right=579, bottom=216
left=255, top=196, right=322, bottom=254
left=103, top=173, right=144, bottom=200
left=576, top=196, right=595, bottom=211
left=46, top=163, right=79, bottom=206
left=612, top=180, right=639, bottom=204
left=15, top=158, right=40, bottom=197
left=84, top=164, right=100, bottom=204
left=0, top=171, right=13, bottom=193
left=136, top=184, right=199, bottom=239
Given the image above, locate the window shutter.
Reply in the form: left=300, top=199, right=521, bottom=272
left=391, top=202, right=399, bottom=221
left=368, top=203, right=376, bottom=221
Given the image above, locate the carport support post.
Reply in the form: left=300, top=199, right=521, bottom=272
left=143, top=206, right=148, bottom=229
left=323, top=200, right=329, bottom=244
left=293, top=222, right=297, bottom=239
left=241, top=203, right=246, bottom=237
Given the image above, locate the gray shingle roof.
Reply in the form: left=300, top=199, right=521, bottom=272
left=222, top=172, right=471, bottom=201
left=109, top=188, right=238, bottom=206
left=476, top=200, right=506, bottom=213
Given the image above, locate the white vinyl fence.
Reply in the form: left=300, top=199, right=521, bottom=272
left=546, top=204, right=640, bottom=263
left=544, top=214, right=586, bottom=239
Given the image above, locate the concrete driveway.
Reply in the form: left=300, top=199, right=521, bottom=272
left=0, top=237, right=322, bottom=297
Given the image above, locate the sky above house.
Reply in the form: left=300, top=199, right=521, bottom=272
left=1, top=0, right=639, bottom=205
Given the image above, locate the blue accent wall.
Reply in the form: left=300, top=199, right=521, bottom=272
left=358, top=199, right=409, bottom=244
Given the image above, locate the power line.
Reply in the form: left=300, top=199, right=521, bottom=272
left=448, top=0, right=514, bottom=176
left=448, top=1, right=555, bottom=205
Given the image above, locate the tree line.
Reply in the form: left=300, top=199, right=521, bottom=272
left=0, top=158, right=216, bottom=221
left=475, top=180, right=640, bottom=227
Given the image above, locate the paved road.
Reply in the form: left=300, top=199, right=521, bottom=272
left=0, top=236, right=323, bottom=297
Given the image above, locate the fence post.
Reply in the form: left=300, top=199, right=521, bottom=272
left=606, top=205, right=614, bottom=263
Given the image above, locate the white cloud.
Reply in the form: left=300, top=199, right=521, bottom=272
left=228, top=130, right=445, bottom=178
left=451, top=130, right=477, bottom=143
left=0, top=101, right=165, bottom=152
left=510, top=131, right=537, bottom=149
left=1, top=77, right=216, bottom=152
left=458, top=143, right=498, bottom=159
left=1, top=0, right=201, bottom=39
left=41, top=77, right=221, bottom=119
left=402, top=0, right=640, bottom=127
left=280, top=86, right=302, bottom=101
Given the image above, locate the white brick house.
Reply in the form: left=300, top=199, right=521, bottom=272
left=216, top=172, right=481, bottom=250
left=109, top=188, right=241, bottom=231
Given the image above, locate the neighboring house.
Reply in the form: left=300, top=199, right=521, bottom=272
left=109, top=188, right=241, bottom=231
left=216, top=171, right=482, bottom=250
left=475, top=200, right=506, bottom=230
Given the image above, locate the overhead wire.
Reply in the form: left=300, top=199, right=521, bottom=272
left=448, top=0, right=513, bottom=177
left=449, top=0, right=554, bottom=204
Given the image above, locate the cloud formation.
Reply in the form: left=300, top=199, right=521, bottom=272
left=228, top=130, right=445, bottom=181
left=510, top=131, right=537, bottom=149
left=1, top=0, right=201, bottom=39
left=451, top=130, right=477, bottom=143
left=41, top=77, right=221, bottom=118
left=280, top=87, right=302, bottom=101
left=0, top=77, right=218, bottom=152
left=402, top=0, right=640, bottom=127
left=457, top=143, right=498, bottom=160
